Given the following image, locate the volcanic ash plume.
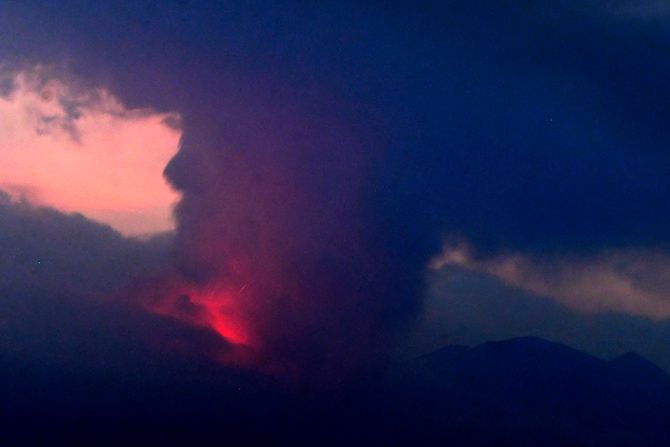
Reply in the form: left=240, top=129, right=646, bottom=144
left=141, top=92, right=436, bottom=379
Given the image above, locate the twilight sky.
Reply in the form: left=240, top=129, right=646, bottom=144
left=1, top=0, right=670, bottom=377
left=0, top=67, right=179, bottom=236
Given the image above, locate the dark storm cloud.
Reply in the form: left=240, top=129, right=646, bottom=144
left=2, top=1, right=670, bottom=373
left=0, top=190, right=170, bottom=297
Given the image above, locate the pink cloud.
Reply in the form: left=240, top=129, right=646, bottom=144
left=0, top=67, right=181, bottom=236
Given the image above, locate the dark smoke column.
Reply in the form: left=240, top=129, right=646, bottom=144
left=159, top=85, right=433, bottom=380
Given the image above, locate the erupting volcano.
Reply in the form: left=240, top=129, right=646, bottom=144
left=127, top=93, right=437, bottom=380
left=147, top=283, right=252, bottom=347
left=137, top=273, right=265, bottom=370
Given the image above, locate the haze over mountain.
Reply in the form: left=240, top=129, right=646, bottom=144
left=411, top=265, right=670, bottom=373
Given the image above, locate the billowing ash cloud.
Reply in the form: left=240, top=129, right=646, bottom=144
left=152, top=89, right=435, bottom=377
left=4, top=1, right=670, bottom=377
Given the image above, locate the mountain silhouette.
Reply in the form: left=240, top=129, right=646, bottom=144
left=385, top=336, right=670, bottom=446
left=3, top=335, right=670, bottom=446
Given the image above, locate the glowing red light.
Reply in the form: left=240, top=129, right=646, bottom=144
left=143, top=280, right=254, bottom=349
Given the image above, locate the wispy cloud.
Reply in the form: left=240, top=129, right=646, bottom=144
left=432, top=241, right=670, bottom=319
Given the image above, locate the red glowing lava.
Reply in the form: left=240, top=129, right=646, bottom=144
left=141, top=278, right=255, bottom=356
left=186, top=288, right=250, bottom=345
